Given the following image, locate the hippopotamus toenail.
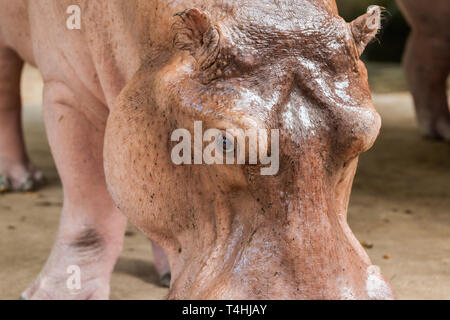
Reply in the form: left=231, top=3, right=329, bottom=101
left=0, top=175, right=12, bottom=193
left=159, top=272, right=171, bottom=288
left=18, top=176, right=37, bottom=192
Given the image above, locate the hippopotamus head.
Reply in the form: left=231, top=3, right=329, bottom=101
left=104, top=1, right=395, bottom=299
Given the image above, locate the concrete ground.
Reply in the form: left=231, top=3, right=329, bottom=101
left=0, top=64, right=449, bottom=300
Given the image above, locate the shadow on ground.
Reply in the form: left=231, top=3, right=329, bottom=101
left=114, top=257, right=161, bottom=286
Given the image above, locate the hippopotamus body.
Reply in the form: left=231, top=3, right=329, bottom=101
left=0, top=0, right=395, bottom=299
left=397, top=0, right=450, bottom=140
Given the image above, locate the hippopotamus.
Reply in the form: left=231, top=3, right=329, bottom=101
left=397, top=0, right=450, bottom=140
left=0, top=0, right=395, bottom=299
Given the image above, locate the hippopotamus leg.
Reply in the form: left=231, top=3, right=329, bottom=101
left=403, top=29, right=450, bottom=140
left=151, top=241, right=171, bottom=287
left=21, top=81, right=127, bottom=300
left=0, top=45, right=44, bottom=193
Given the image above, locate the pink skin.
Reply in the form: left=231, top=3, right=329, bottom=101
left=0, top=0, right=169, bottom=299
left=397, top=0, right=450, bottom=140
left=0, top=0, right=393, bottom=299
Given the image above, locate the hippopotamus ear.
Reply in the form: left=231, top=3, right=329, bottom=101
left=350, top=6, right=382, bottom=56
left=173, top=8, right=221, bottom=70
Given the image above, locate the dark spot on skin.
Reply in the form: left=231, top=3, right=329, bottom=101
left=71, top=228, right=104, bottom=253
left=7, top=225, right=16, bottom=230
left=178, top=247, right=182, bottom=253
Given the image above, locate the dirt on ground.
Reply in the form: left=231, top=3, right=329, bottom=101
left=0, top=65, right=449, bottom=300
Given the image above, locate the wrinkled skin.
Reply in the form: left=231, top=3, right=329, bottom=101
left=0, top=0, right=395, bottom=299
left=397, top=0, right=450, bottom=140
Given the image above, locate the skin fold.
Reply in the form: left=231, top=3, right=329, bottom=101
left=0, top=0, right=395, bottom=299
left=397, top=0, right=450, bottom=141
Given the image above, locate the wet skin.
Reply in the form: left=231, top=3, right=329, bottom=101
left=0, top=0, right=394, bottom=299
left=105, top=2, right=394, bottom=299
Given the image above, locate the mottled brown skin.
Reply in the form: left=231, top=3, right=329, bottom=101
left=0, top=1, right=394, bottom=299
left=397, top=0, right=450, bottom=140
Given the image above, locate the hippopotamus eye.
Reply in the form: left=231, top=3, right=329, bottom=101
left=216, top=132, right=235, bottom=154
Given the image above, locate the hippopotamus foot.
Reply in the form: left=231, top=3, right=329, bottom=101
left=151, top=241, right=171, bottom=288
left=159, top=272, right=171, bottom=288
left=21, top=236, right=115, bottom=300
left=0, top=161, right=45, bottom=193
left=20, top=189, right=126, bottom=300
left=414, top=114, right=450, bottom=141
left=414, top=114, right=450, bottom=142
left=431, top=116, right=450, bottom=141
